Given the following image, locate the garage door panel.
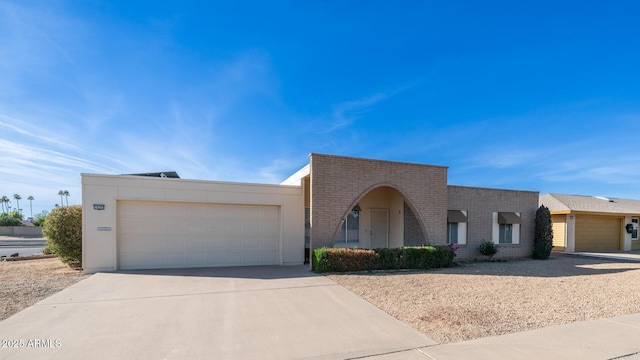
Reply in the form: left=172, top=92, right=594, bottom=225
left=117, top=201, right=280, bottom=270
left=575, top=215, right=621, bottom=251
left=185, top=236, right=206, bottom=251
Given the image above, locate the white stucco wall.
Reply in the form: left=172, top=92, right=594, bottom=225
left=82, top=174, right=304, bottom=273
left=623, top=215, right=638, bottom=251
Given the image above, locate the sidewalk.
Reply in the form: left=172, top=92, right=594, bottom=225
left=0, top=236, right=46, bottom=247
left=564, top=250, right=640, bottom=263
left=409, top=313, right=640, bottom=360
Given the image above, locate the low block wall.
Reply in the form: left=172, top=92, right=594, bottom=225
left=0, top=226, right=43, bottom=237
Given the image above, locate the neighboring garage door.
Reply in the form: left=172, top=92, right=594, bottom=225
left=551, top=215, right=566, bottom=251
left=575, top=215, right=621, bottom=252
left=117, top=201, right=280, bottom=270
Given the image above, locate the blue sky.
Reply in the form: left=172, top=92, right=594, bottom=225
left=2, top=1, right=640, bottom=216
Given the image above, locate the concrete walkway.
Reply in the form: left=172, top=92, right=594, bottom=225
left=2, top=264, right=640, bottom=359
left=0, top=266, right=435, bottom=359
left=413, top=314, right=640, bottom=360
left=566, top=250, right=640, bottom=263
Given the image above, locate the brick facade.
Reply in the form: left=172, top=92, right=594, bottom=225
left=307, top=154, right=539, bottom=261
left=403, top=202, right=426, bottom=246
left=448, top=185, right=539, bottom=259
left=309, top=153, right=448, bottom=250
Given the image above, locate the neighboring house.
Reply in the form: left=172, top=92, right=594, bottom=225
left=82, top=153, right=539, bottom=273
left=540, top=193, right=640, bottom=252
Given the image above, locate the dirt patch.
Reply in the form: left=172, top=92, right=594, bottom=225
left=0, top=257, right=89, bottom=321
left=327, top=255, right=640, bottom=344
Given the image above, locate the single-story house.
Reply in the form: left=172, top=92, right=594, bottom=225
left=540, top=193, right=640, bottom=252
left=82, top=153, right=539, bottom=273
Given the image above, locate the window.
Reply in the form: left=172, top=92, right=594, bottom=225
left=499, top=224, right=512, bottom=243
left=633, top=218, right=639, bottom=240
left=335, top=211, right=360, bottom=244
left=447, top=223, right=459, bottom=244
left=447, top=210, right=467, bottom=245
left=493, top=212, right=521, bottom=244
left=304, top=208, right=310, bottom=245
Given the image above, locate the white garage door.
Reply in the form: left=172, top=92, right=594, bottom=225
left=117, top=201, right=280, bottom=270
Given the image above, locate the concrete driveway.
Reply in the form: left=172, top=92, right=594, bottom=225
left=0, top=266, right=435, bottom=359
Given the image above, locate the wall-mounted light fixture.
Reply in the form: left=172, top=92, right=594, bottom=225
left=93, top=204, right=105, bottom=211
left=352, top=204, right=361, bottom=213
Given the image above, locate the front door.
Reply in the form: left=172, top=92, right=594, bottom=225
left=370, top=209, right=389, bottom=248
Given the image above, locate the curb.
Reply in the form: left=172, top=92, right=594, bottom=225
left=1, top=254, right=56, bottom=261
left=0, top=240, right=46, bottom=247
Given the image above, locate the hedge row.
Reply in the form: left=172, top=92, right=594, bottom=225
left=312, top=246, right=455, bottom=273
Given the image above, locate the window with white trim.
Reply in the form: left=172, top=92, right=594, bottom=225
left=632, top=218, right=638, bottom=240
left=492, top=212, right=521, bottom=244
left=335, top=211, right=360, bottom=244
left=447, top=210, right=467, bottom=245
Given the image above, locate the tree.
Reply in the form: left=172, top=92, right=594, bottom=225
left=1, top=195, right=10, bottom=214
left=533, top=205, right=554, bottom=259
left=13, top=194, right=21, bottom=215
left=33, top=210, right=48, bottom=226
left=63, top=190, right=70, bottom=207
left=58, top=190, right=64, bottom=207
left=0, top=195, right=7, bottom=213
left=27, top=196, right=34, bottom=219
left=0, top=210, right=23, bottom=226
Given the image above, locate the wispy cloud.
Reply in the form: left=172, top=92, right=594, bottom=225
left=258, top=158, right=301, bottom=184
left=0, top=2, right=83, bottom=72
left=0, top=115, right=79, bottom=150
left=322, top=84, right=414, bottom=134
left=324, top=93, right=389, bottom=133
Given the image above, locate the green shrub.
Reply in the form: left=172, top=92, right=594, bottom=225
left=33, top=210, right=48, bottom=227
left=313, top=247, right=377, bottom=272
left=402, top=246, right=434, bottom=269
left=0, top=211, right=23, bottom=226
left=430, top=245, right=456, bottom=267
left=43, top=205, right=82, bottom=268
left=533, top=205, right=554, bottom=259
left=42, top=243, right=54, bottom=255
left=479, top=239, right=498, bottom=260
left=375, top=248, right=402, bottom=269
left=312, top=246, right=455, bottom=273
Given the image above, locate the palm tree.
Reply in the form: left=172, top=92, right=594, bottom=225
left=0, top=196, right=7, bottom=213
left=2, top=196, right=9, bottom=214
left=27, top=196, right=34, bottom=218
left=13, top=194, right=21, bottom=215
left=58, top=190, right=64, bottom=207
left=63, top=190, right=70, bottom=207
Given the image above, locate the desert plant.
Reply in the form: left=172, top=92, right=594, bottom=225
left=533, top=205, right=554, bottom=259
left=0, top=210, right=23, bottom=226
left=42, top=243, right=54, bottom=255
left=32, top=210, right=48, bottom=226
left=479, top=239, right=498, bottom=260
left=43, top=205, right=82, bottom=268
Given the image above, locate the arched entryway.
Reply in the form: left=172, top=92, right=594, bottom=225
left=332, top=185, right=428, bottom=249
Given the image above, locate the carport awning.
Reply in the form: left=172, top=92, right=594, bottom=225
left=447, top=210, right=467, bottom=223
left=498, top=212, right=522, bottom=224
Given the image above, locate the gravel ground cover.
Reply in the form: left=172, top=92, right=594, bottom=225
left=327, top=255, right=640, bottom=344
left=0, top=258, right=88, bottom=321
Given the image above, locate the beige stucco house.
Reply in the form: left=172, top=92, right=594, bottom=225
left=540, top=193, right=640, bottom=252
left=82, top=153, right=539, bottom=273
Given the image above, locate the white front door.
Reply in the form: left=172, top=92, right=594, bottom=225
left=370, top=209, right=389, bottom=248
